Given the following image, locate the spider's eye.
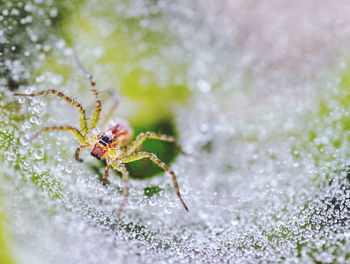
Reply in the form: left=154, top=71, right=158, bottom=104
left=99, top=135, right=112, bottom=146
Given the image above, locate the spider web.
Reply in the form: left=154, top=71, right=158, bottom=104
left=2, top=0, right=350, bottom=263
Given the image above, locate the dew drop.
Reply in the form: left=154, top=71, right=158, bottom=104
left=17, top=97, right=25, bottom=104
left=29, top=115, right=37, bottom=124
left=92, top=128, right=100, bottom=136
left=24, top=2, right=33, bottom=12
left=164, top=207, right=172, bottom=215
left=23, top=121, right=31, bottom=129
left=6, top=152, right=14, bottom=161
left=20, top=135, right=30, bottom=146
left=49, top=8, right=57, bottom=18
left=149, top=199, right=158, bottom=207
left=2, top=9, right=9, bottom=16
left=65, top=165, right=73, bottom=174
left=50, top=74, right=63, bottom=86
left=196, top=79, right=211, bottom=93
left=56, top=39, right=66, bottom=49
left=34, top=149, right=43, bottom=159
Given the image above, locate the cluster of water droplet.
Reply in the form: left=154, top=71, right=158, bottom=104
left=3, top=0, right=350, bottom=263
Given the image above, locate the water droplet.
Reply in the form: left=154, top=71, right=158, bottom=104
left=20, top=135, right=30, bottom=146
left=29, top=115, right=37, bottom=124
left=65, top=165, right=72, bottom=174
left=49, top=8, right=57, bottom=17
left=35, top=75, right=45, bottom=83
left=24, top=2, right=33, bottom=12
left=6, top=153, right=14, bottom=161
left=181, top=186, right=189, bottom=195
left=196, top=79, right=211, bottom=93
left=149, top=199, right=158, bottom=207
left=23, top=120, right=31, bottom=129
left=17, top=97, right=25, bottom=104
left=50, top=74, right=63, bottom=86
left=164, top=207, right=172, bottom=214
left=34, top=149, right=43, bottom=159
left=11, top=9, right=20, bottom=16
left=2, top=9, right=9, bottom=16
left=56, top=39, right=66, bottom=49
left=92, top=128, right=100, bottom=136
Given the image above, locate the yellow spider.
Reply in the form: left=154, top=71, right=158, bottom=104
left=14, top=70, right=188, bottom=218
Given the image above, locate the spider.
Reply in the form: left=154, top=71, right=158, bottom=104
left=14, top=69, right=188, bottom=218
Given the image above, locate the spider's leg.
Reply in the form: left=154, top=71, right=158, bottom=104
left=86, top=74, right=102, bottom=133
left=14, top=90, right=88, bottom=135
left=75, top=144, right=91, bottom=162
left=110, top=162, right=129, bottom=218
left=126, top=132, right=186, bottom=155
left=121, top=151, right=189, bottom=211
left=30, top=126, right=87, bottom=144
left=103, top=162, right=111, bottom=185
left=73, top=52, right=102, bottom=133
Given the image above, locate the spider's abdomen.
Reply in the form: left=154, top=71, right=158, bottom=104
left=108, top=118, right=132, bottom=146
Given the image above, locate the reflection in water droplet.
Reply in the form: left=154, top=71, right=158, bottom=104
left=6, top=153, right=14, bottom=161
left=149, top=199, right=158, bottom=207
left=20, top=135, right=30, bottom=146
left=92, top=128, right=100, bottom=136
left=34, top=149, right=43, bottom=159
left=23, top=120, right=31, bottom=129
left=17, top=97, right=25, bottom=104
left=36, top=118, right=42, bottom=125
left=65, top=165, right=72, bottom=173
left=29, top=115, right=37, bottom=124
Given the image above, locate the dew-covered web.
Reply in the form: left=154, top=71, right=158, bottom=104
left=3, top=0, right=350, bottom=263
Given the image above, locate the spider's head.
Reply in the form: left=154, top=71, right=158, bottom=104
left=99, top=135, right=112, bottom=146
left=91, top=134, right=112, bottom=160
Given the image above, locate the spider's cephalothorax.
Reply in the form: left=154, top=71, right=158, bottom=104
left=14, top=71, right=188, bottom=218
left=90, top=133, right=112, bottom=160
left=91, top=118, right=132, bottom=160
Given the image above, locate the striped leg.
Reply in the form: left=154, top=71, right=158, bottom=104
left=121, top=151, right=189, bottom=211
left=103, top=163, right=111, bottom=185
left=111, top=162, right=129, bottom=218
left=14, top=90, right=88, bottom=135
left=73, top=52, right=101, bottom=133
left=75, top=144, right=91, bottom=162
left=127, top=132, right=186, bottom=155
left=87, top=74, right=102, bottom=133
left=30, top=126, right=87, bottom=144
